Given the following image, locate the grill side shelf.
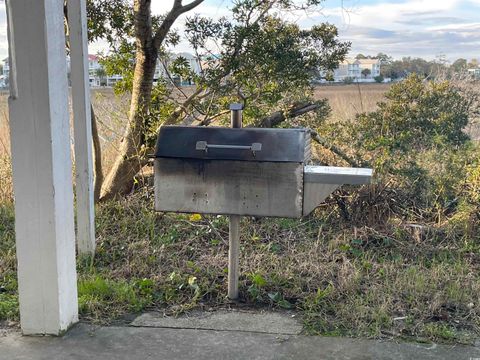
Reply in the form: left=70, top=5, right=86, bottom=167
left=304, top=165, right=373, bottom=185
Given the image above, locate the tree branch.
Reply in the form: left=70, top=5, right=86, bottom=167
left=176, top=0, right=205, bottom=14
left=191, top=110, right=230, bottom=126
left=309, top=130, right=362, bottom=168
left=162, top=87, right=204, bottom=125
left=153, top=0, right=205, bottom=49
left=252, top=102, right=323, bottom=128
left=251, top=102, right=367, bottom=167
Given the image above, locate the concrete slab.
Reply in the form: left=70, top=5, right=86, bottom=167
left=131, top=310, right=303, bottom=335
left=1, top=323, right=479, bottom=360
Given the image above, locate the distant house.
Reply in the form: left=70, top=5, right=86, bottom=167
left=1, top=53, right=204, bottom=89
left=3, top=57, right=9, bottom=78
left=468, top=68, right=480, bottom=80
left=176, top=52, right=202, bottom=78
left=333, top=59, right=361, bottom=81
left=88, top=54, right=102, bottom=87
left=154, top=52, right=202, bottom=86
left=88, top=55, right=123, bottom=87
left=357, top=58, right=381, bottom=79
left=326, top=57, right=382, bottom=83
left=1, top=57, right=9, bottom=88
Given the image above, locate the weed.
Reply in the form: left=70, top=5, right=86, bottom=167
left=78, top=275, right=155, bottom=321
left=0, top=294, right=18, bottom=321
left=422, top=323, right=457, bottom=342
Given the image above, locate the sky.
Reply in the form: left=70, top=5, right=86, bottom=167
left=0, top=0, right=478, bottom=62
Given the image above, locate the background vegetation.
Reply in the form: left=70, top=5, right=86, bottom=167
left=1, top=71, right=479, bottom=343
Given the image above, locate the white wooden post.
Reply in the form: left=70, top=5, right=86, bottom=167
left=68, top=0, right=96, bottom=255
left=6, top=0, right=79, bottom=335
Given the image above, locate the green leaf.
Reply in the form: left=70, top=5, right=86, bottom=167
left=278, top=299, right=293, bottom=309
left=252, top=273, right=267, bottom=287
left=268, top=292, right=281, bottom=302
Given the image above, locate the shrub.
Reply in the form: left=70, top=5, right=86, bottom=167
left=318, top=74, right=477, bottom=225
left=374, top=75, right=384, bottom=83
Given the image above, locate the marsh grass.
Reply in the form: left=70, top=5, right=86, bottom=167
left=314, top=83, right=389, bottom=122
left=0, top=103, right=12, bottom=204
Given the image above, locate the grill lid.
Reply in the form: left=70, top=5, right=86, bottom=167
left=154, top=126, right=309, bottom=163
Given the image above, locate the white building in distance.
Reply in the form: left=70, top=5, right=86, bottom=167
left=325, top=58, right=382, bottom=83
left=357, top=58, right=381, bottom=79
left=154, top=52, right=202, bottom=86
left=1, top=53, right=202, bottom=89
left=468, top=68, right=480, bottom=79
left=1, top=57, right=10, bottom=88
left=88, top=54, right=122, bottom=87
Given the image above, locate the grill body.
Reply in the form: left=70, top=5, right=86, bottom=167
left=154, top=126, right=309, bottom=218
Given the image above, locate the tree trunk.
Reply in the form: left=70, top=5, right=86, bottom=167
left=100, top=48, right=158, bottom=200
left=90, top=104, right=103, bottom=203
left=99, top=0, right=204, bottom=200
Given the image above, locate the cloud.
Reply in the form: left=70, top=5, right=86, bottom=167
left=395, top=16, right=466, bottom=26
left=338, top=22, right=480, bottom=59
left=0, top=0, right=477, bottom=61
left=315, top=0, right=480, bottom=60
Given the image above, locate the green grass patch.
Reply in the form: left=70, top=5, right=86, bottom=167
left=78, top=275, right=155, bottom=321
left=0, top=204, right=18, bottom=322
left=0, top=293, right=18, bottom=321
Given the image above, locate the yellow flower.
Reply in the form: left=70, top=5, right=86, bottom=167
left=189, top=213, right=202, bottom=222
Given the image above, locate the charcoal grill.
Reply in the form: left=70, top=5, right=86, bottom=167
left=154, top=104, right=372, bottom=299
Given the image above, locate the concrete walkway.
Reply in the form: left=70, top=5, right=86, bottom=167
left=1, top=310, right=479, bottom=360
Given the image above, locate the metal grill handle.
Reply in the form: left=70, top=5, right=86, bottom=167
left=196, top=141, right=262, bottom=156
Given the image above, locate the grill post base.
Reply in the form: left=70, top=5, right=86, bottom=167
left=228, top=215, right=240, bottom=300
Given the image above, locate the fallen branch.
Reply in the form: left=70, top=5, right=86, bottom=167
left=309, top=130, right=365, bottom=168
left=252, top=101, right=326, bottom=128
left=251, top=101, right=368, bottom=168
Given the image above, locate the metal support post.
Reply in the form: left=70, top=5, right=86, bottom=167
left=228, top=103, right=243, bottom=300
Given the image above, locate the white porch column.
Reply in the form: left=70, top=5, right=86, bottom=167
left=6, top=0, right=79, bottom=335
left=68, top=0, right=96, bottom=255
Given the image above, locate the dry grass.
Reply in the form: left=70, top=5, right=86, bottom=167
left=89, top=89, right=131, bottom=172
left=0, top=93, right=12, bottom=204
left=314, top=83, right=390, bottom=122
